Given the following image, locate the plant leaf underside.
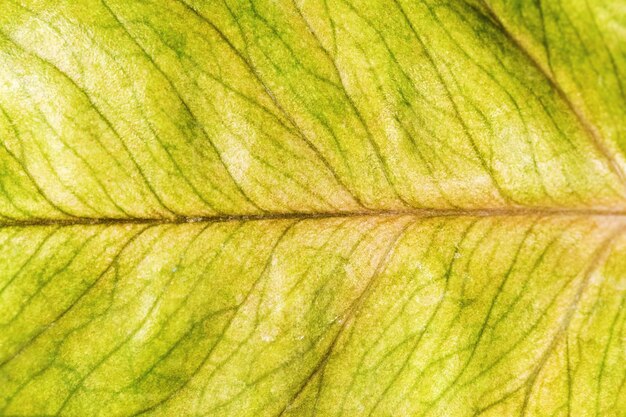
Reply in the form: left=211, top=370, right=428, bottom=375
left=0, top=1, right=625, bottom=416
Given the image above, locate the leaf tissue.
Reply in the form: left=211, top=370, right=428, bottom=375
left=0, top=0, right=625, bottom=416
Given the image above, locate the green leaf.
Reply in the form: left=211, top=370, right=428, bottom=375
left=0, top=1, right=625, bottom=416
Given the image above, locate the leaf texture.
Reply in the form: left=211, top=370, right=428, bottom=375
left=0, top=0, right=625, bottom=416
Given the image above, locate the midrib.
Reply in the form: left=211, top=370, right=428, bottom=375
left=3, top=206, right=626, bottom=227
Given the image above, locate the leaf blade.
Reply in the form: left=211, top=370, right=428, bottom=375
left=1, top=1, right=626, bottom=416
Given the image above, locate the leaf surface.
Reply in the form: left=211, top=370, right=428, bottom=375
left=0, top=0, right=625, bottom=416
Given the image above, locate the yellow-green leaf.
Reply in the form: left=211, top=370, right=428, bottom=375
left=0, top=1, right=625, bottom=416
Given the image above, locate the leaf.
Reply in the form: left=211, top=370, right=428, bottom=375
left=0, top=1, right=624, bottom=416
